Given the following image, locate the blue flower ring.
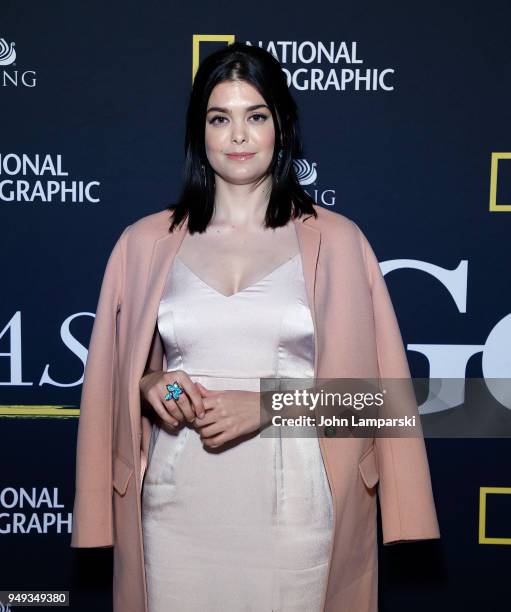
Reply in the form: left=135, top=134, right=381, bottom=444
left=165, top=381, right=184, bottom=401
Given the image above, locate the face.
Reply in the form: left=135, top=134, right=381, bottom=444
left=204, top=79, right=276, bottom=186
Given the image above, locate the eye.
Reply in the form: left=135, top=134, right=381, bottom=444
left=250, top=113, right=268, bottom=122
left=208, top=115, right=227, bottom=125
left=207, top=113, right=269, bottom=125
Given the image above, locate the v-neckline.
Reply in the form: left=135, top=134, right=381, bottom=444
left=174, top=253, right=300, bottom=299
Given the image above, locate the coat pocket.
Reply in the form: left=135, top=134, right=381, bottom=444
left=358, top=444, right=379, bottom=490
left=113, top=453, right=134, bottom=496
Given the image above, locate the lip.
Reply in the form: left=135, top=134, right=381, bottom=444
left=225, top=152, right=256, bottom=160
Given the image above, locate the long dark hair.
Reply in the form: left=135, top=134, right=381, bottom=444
left=168, top=41, right=317, bottom=233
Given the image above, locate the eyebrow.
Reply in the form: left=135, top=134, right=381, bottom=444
left=206, top=104, right=270, bottom=114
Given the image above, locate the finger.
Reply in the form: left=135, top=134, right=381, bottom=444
left=163, top=374, right=198, bottom=423
left=198, top=421, right=225, bottom=438
left=192, top=397, right=219, bottom=425
left=163, top=398, right=187, bottom=423
left=195, top=382, right=212, bottom=395
left=185, top=382, right=207, bottom=419
left=168, top=373, right=206, bottom=420
left=149, top=393, right=180, bottom=428
left=194, top=383, right=220, bottom=418
left=192, top=410, right=217, bottom=429
left=174, top=392, right=197, bottom=423
left=196, top=382, right=221, bottom=397
left=202, top=432, right=228, bottom=449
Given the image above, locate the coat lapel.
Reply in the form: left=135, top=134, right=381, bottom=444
left=128, top=210, right=321, bottom=448
left=294, top=215, right=321, bottom=378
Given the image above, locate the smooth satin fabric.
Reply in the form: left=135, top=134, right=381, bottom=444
left=141, top=252, right=334, bottom=611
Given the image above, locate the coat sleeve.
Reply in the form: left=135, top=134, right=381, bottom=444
left=354, top=223, right=441, bottom=545
left=70, top=225, right=131, bottom=548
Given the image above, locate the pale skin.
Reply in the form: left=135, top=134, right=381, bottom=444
left=139, top=78, right=300, bottom=449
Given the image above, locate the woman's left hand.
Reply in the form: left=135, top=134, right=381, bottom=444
left=192, top=382, right=262, bottom=448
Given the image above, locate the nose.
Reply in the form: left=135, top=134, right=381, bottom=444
left=231, top=119, right=248, bottom=145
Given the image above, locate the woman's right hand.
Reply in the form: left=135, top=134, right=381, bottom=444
left=139, top=369, right=206, bottom=427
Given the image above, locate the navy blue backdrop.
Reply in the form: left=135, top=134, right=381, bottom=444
left=1, top=1, right=510, bottom=610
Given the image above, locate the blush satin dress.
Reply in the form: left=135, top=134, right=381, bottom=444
left=141, top=251, right=334, bottom=612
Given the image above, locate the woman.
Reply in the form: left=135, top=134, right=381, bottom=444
left=140, top=43, right=334, bottom=612
left=71, top=42, right=440, bottom=612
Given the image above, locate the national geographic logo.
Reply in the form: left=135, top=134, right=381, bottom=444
left=489, top=152, right=511, bottom=212
left=0, top=153, right=100, bottom=204
left=0, top=38, right=37, bottom=88
left=479, top=486, right=511, bottom=544
left=192, top=35, right=395, bottom=92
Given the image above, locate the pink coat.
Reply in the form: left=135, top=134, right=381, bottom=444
left=70, top=204, right=440, bottom=611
